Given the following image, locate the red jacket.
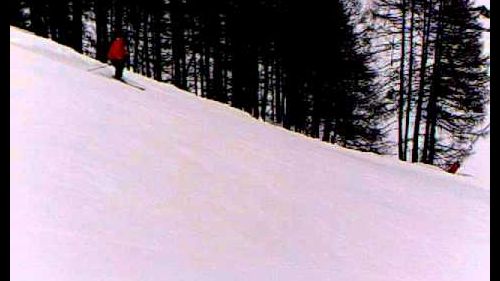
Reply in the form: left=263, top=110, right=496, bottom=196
left=107, top=37, right=127, bottom=61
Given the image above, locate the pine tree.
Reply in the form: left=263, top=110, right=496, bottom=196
left=11, top=0, right=22, bottom=26
left=422, top=0, right=489, bottom=167
left=170, top=0, right=188, bottom=89
left=28, top=0, right=49, bottom=37
left=71, top=0, right=84, bottom=53
left=95, top=0, right=110, bottom=63
left=331, top=0, right=391, bottom=153
left=372, top=0, right=489, bottom=168
left=48, top=0, right=71, bottom=45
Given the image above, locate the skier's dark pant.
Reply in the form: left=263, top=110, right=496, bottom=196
left=111, top=59, right=125, bottom=79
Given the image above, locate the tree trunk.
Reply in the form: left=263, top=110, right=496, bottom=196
left=398, top=0, right=407, bottom=160
left=29, top=0, right=49, bottom=37
left=322, top=119, right=332, bottom=142
left=403, top=0, right=416, bottom=158
left=143, top=13, right=151, bottom=78
left=113, top=0, right=123, bottom=33
left=170, top=0, right=187, bottom=89
left=423, top=0, right=444, bottom=163
left=49, top=0, right=70, bottom=45
left=275, top=61, right=282, bottom=124
left=203, top=45, right=211, bottom=98
left=310, top=84, right=321, bottom=138
left=411, top=0, right=432, bottom=162
left=200, top=50, right=206, bottom=96
left=212, top=15, right=225, bottom=102
left=71, top=0, right=83, bottom=53
left=95, top=0, right=109, bottom=62
left=11, top=0, right=21, bottom=27
left=261, top=61, right=270, bottom=121
left=132, top=8, right=141, bottom=72
left=153, top=9, right=163, bottom=81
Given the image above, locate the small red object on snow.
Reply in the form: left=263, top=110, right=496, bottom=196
left=447, top=162, right=460, bottom=174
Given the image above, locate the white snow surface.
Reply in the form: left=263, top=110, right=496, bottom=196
left=461, top=134, right=490, bottom=189
left=11, top=27, right=490, bottom=281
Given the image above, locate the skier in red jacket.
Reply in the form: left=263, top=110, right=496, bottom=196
left=107, top=31, right=128, bottom=80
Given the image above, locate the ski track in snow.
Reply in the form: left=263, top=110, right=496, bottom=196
left=11, top=27, right=489, bottom=281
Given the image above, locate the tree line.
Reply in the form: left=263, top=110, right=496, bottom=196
left=11, top=0, right=489, bottom=170
left=370, top=0, right=489, bottom=168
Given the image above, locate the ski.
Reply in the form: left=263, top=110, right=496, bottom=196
left=114, top=78, right=146, bottom=91
left=87, top=65, right=108, bottom=72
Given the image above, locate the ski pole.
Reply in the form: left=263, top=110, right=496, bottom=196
left=87, top=65, right=108, bottom=72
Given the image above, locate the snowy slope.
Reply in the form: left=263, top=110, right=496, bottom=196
left=461, top=134, right=490, bottom=188
left=11, top=27, right=489, bottom=281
